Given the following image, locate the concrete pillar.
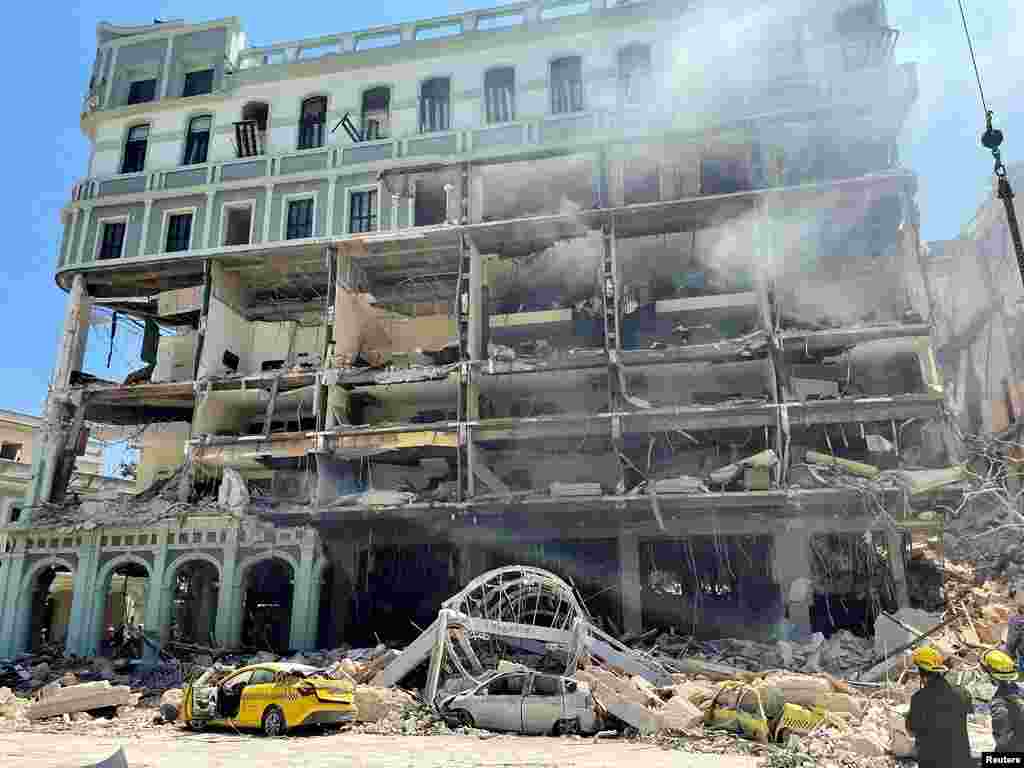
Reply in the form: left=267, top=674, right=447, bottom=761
left=142, top=532, right=169, bottom=660
left=215, top=532, right=240, bottom=648
left=305, top=561, right=324, bottom=650
left=289, top=529, right=317, bottom=650
left=159, top=36, right=174, bottom=99
left=887, top=528, right=910, bottom=609
left=66, top=533, right=100, bottom=656
left=773, top=522, right=814, bottom=638
left=618, top=531, right=643, bottom=635
left=0, top=552, right=27, bottom=657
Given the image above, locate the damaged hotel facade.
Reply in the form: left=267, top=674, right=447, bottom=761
left=0, top=0, right=949, bottom=659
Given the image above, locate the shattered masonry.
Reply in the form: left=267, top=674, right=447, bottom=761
left=0, top=0, right=953, bottom=661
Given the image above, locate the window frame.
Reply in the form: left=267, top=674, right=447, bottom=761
left=359, top=85, right=392, bottom=141
left=0, top=442, right=23, bottom=461
left=418, top=76, right=452, bottom=134
left=483, top=66, right=516, bottom=125
left=297, top=94, right=329, bottom=150
left=126, top=78, right=157, bottom=105
left=281, top=193, right=318, bottom=241
left=344, top=183, right=382, bottom=234
left=616, top=42, right=653, bottom=107
left=182, top=113, right=213, bottom=166
left=238, top=101, right=271, bottom=157
left=121, top=123, right=150, bottom=175
left=182, top=67, right=215, bottom=98
left=161, top=206, right=197, bottom=254
left=220, top=199, right=257, bottom=247
left=548, top=54, right=585, bottom=115
left=93, top=215, right=130, bottom=262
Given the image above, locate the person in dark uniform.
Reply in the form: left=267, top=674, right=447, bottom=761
left=982, top=648, right=1024, bottom=753
left=905, top=645, right=973, bottom=768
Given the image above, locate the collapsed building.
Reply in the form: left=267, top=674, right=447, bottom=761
left=0, top=0, right=952, bottom=661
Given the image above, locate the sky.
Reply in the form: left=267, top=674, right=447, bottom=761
left=0, top=0, right=1021, bottom=472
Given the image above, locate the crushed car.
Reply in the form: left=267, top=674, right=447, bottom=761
left=439, top=668, right=599, bottom=735
left=181, top=662, right=356, bottom=736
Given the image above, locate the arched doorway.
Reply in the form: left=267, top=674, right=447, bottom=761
left=95, top=560, right=150, bottom=658
left=26, top=563, right=74, bottom=652
left=169, top=559, right=220, bottom=646
left=240, top=558, right=294, bottom=653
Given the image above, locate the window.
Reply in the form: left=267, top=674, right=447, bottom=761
left=618, top=44, right=651, bottom=105
left=420, top=77, right=450, bottom=133
left=98, top=221, right=126, bottom=260
left=485, top=67, right=515, bottom=124
left=235, top=102, right=269, bottom=158
left=487, top=674, right=527, bottom=696
left=250, top=669, right=275, bottom=685
left=183, top=68, right=214, bottom=97
left=361, top=87, right=391, bottom=140
left=183, top=115, right=212, bottom=165
left=286, top=198, right=315, bottom=239
left=298, top=96, right=327, bottom=149
left=126, top=79, right=157, bottom=105
left=165, top=212, right=193, bottom=252
left=531, top=675, right=561, bottom=696
left=550, top=56, right=583, bottom=114
left=121, top=125, right=149, bottom=174
left=224, top=204, right=253, bottom=246
left=349, top=190, right=377, bottom=234
left=0, top=442, right=22, bottom=461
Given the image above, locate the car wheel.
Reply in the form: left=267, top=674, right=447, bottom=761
left=554, top=718, right=580, bottom=736
left=262, top=706, right=287, bottom=737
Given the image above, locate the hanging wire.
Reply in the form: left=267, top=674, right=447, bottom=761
left=956, top=0, right=988, bottom=116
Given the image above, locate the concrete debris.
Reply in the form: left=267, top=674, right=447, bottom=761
left=26, top=681, right=138, bottom=721
left=353, top=686, right=416, bottom=723
left=217, top=467, right=250, bottom=512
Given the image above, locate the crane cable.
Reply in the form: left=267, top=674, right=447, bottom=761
left=956, top=0, right=1024, bottom=283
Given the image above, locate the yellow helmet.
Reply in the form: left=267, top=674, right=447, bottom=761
left=912, top=645, right=948, bottom=673
left=982, top=649, right=1019, bottom=681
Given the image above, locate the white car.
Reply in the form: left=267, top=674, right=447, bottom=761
left=440, top=670, right=599, bottom=735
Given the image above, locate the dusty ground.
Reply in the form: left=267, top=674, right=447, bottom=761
left=0, top=729, right=763, bottom=768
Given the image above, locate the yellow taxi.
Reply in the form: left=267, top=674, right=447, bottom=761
left=181, top=662, right=356, bottom=736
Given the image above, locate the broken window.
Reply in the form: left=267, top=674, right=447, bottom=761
left=98, top=221, right=126, bottom=260
left=618, top=43, right=651, bottom=105
left=531, top=675, right=561, bottom=696
left=488, top=674, right=527, bottom=695
left=182, top=68, right=214, bottom=97
left=126, top=78, right=156, bottom=105
left=165, top=212, right=193, bottom=252
left=298, top=96, right=327, bottom=150
left=224, top=204, right=253, bottom=246
left=285, top=198, right=314, bottom=239
left=183, top=115, right=211, bottom=165
left=550, top=56, right=583, bottom=114
left=235, top=102, right=269, bottom=158
left=0, top=442, right=22, bottom=461
left=361, top=87, right=391, bottom=140
left=349, top=190, right=377, bottom=233
left=121, top=124, right=149, bottom=174
left=485, top=67, right=515, bottom=124
left=420, top=77, right=451, bottom=133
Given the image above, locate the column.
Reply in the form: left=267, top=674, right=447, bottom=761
left=773, top=522, right=813, bottom=638
left=391, top=194, right=400, bottom=232
left=159, top=37, right=175, bottom=99
left=289, top=529, right=317, bottom=650
left=103, top=45, right=119, bottom=107
left=305, top=561, right=323, bottom=650
left=75, top=208, right=93, bottom=265
left=887, top=527, right=910, bottom=609
left=407, top=181, right=417, bottom=228
left=66, top=533, right=101, bottom=656
left=64, top=209, right=81, bottom=267
left=324, top=178, right=336, bottom=235
left=139, top=200, right=154, bottom=258
left=0, top=551, right=27, bottom=657
left=142, top=530, right=169, bottom=659
left=618, top=531, right=642, bottom=635
left=215, top=531, right=239, bottom=648
left=261, top=184, right=274, bottom=242
left=201, top=191, right=215, bottom=250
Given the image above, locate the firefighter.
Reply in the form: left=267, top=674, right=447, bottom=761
left=981, top=648, right=1024, bottom=753
left=905, top=645, right=973, bottom=768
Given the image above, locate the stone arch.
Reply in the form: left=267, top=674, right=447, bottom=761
left=88, top=554, right=153, bottom=657
left=160, top=552, right=224, bottom=645
left=13, top=557, right=76, bottom=656
left=233, top=552, right=298, bottom=652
